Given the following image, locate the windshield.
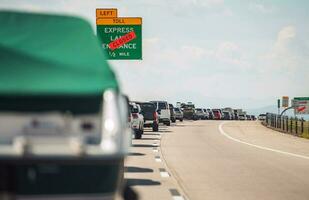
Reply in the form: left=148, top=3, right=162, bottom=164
left=141, top=103, right=155, bottom=112
left=158, top=102, right=167, bottom=109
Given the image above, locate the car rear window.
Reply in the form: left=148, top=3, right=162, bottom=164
left=174, top=108, right=180, bottom=111
left=196, top=109, right=202, bottom=111
left=158, top=102, right=167, bottom=109
left=141, top=103, right=155, bottom=112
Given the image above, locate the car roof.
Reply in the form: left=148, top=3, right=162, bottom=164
left=0, top=11, right=117, bottom=95
left=151, top=101, right=168, bottom=103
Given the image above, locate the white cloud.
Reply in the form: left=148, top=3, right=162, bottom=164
left=143, top=37, right=160, bottom=47
left=249, top=2, right=274, bottom=13
left=274, top=26, right=296, bottom=51
left=165, top=0, right=233, bottom=17
left=179, top=42, right=249, bottom=68
left=263, top=25, right=309, bottom=73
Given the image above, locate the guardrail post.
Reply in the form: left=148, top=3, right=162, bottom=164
left=301, top=118, right=304, bottom=134
left=284, top=117, right=286, bottom=132
left=296, top=118, right=298, bottom=135
left=286, top=117, right=289, bottom=132
left=290, top=118, right=292, bottom=133
left=278, top=115, right=280, bottom=129
left=277, top=115, right=279, bottom=129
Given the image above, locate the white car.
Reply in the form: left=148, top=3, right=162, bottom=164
left=258, top=114, right=266, bottom=121
left=196, top=108, right=207, bottom=120
left=239, top=114, right=246, bottom=120
left=129, top=102, right=144, bottom=139
left=151, top=101, right=171, bottom=126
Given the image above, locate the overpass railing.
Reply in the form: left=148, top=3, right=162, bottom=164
left=263, top=113, right=309, bottom=139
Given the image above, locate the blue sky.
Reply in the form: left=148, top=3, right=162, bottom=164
left=1, top=0, right=308, bottom=111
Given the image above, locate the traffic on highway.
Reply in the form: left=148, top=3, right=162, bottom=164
left=0, top=1, right=309, bottom=200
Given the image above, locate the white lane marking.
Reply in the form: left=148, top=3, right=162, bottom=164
left=219, top=122, right=309, bottom=160
left=152, top=143, right=158, bottom=147
left=170, top=189, right=185, bottom=200
left=159, top=168, right=170, bottom=177
left=153, top=148, right=159, bottom=153
left=173, top=196, right=185, bottom=200
left=155, top=156, right=162, bottom=162
left=160, top=172, right=170, bottom=177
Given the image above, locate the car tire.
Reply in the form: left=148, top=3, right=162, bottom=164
left=180, top=118, right=183, bottom=122
left=134, top=130, right=142, bottom=139
left=172, top=119, right=176, bottom=123
left=152, top=123, right=159, bottom=132
left=166, top=121, right=171, bottom=126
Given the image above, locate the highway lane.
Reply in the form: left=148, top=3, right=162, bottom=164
left=161, top=120, right=309, bottom=200
left=123, top=126, right=187, bottom=200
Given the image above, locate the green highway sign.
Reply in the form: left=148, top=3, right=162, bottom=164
left=294, top=97, right=309, bottom=101
left=293, top=97, right=309, bottom=114
left=96, top=18, right=142, bottom=60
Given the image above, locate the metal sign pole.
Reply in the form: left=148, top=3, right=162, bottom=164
left=277, top=99, right=280, bottom=115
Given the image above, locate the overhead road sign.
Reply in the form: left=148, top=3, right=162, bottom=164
left=97, top=17, right=142, bottom=60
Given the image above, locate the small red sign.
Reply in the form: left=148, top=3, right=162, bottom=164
left=297, top=106, right=306, bottom=112
left=108, top=31, right=136, bottom=51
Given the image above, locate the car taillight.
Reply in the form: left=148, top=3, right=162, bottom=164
left=132, top=113, right=138, bottom=119
left=153, top=112, right=158, bottom=120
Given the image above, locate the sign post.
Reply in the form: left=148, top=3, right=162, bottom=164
left=277, top=99, right=280, bottom=115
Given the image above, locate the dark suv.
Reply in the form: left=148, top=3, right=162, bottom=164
left=136, top=102, right=159, bottom=132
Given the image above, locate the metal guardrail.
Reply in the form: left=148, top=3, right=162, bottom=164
left=263, top=113, right=309, bottom=139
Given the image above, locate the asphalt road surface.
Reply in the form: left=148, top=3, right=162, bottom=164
left=124, top=120, right=309, bottom=200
